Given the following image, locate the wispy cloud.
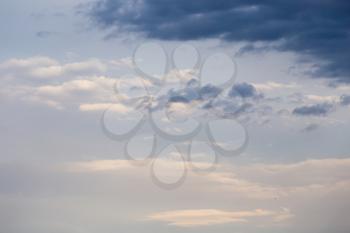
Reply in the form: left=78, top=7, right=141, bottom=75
left=147, top=208, right=291, bottom=227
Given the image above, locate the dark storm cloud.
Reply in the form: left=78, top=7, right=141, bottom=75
left=292, top=103, right=334, bottom=116
left=86, top=0, right=350, bottom=83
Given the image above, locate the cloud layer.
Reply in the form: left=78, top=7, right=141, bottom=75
left=86, top=0, right=350, bottom=82
left=1, top=157, right=350, bottom=232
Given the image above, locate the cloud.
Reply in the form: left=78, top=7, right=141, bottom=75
left=165, top=80, right=221, bottom=104
left=301, top=123, right=320, bottom=133
left=292, top=103, right=334, bottom=116
left=64, top=157, right=350, bottom=200
left=79, top=103, right=131, bottom=113
left=229, top=82, right=263, bottom=99
left=0, top=57, right=107, bottom=80
left=0, top=56, right=58, bottom=69
left=85, top=0, right=350, bottom=82
left=163, top=84, right=194, bottom=101
left=340, top=94, right=350, bottom=106
left=198, top=84, right=222, bottom=100
left=252, top=82, right=298, bottom=91
left=1, top=54, right=348, bottom=126
left=37, top=79, right=100, bottom=95
left=29, top=59, right=107, bottom=78
left=109, top=57, right=133, bottom=68
left=153, top=79, right=267, bottom=123
left=28, top=76, right=117, bottom=109
left=234, top=158, right=350, bottom=187
left=0, top=56, right=139, bottom=110
left=36, top=31, right=55, bottom=38
left=65, top=159, right=133, bottom=171
left=1, top=157, right=350, bottom=232
left=305, top=94, right=339, bottom=103
left=147, top=208, right=290, bottom=227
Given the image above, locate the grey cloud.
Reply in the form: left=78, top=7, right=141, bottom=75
left=85, top=0, right=350, bottom=83
left=222, top=102, right=254, bottom=118
left=229, top=82, right=263, bottom=99
left=166, top=81, right=221, bottom=104
left=168, top=95, right=191, bottom=103
left=36, top=31, right=54, bottom=38
left=156, top=80, right=266, bottom=122
left=292, top=103, right=334, bottom=117
left=199, top=84, right=222, bottom=100
left=165, top=83, right=199, bottom=105
left=301, top=123, right=320, bottom=133
left=236, top=43, right=276, bottom=56
left=340, top=94, right=350, bottom=106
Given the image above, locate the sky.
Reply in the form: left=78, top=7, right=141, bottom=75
left=1, top=0, right=350, bottom=233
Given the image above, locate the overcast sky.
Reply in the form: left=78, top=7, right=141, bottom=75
left=1, top=1, right=350, bottom=233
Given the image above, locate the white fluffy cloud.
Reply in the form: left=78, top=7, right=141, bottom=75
left=0, top=56, right=156, bottom=112
left=0, top=56, right=106, bottom=79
